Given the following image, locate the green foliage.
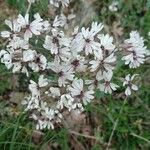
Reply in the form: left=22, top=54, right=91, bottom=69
left=0, top=113, right=72, bottom=150
left=6, top=0, right=26, bottom=14
left=0, top=64, right=11, bottom=94
left=6, top=0, right=49, bottom=15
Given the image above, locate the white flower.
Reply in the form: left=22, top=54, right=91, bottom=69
left=57, top=94, right=84, bottom=112
left=53, top=15, right=62, bottom=27
left=97, top=34, right=116, bottom=54
left=7, top=36, right=29, bottom=50
left=48, top=57, right=74, bottom=87
left=29, top=80, right=40, bottom=97
left=42, top=20, right=50, bottom=32
left=39, top=107, right=62, bottom=129
left=90, top=22, right=103, bottom=36
left=17, top=13, right=44, bottom=40
left=53, top=13, right=75, bottom=29
left=49, top=0, right=70, bottom=7
left=122, top=31, right=147, bottom=68
left=29, top=54, right=47, bottom=72
left=90, top=53, right=116, bottom=81
left=67, top=55, right=87, bottom=72
left=36, top=119, right=54, bottom=130
left=68, top=78, right=94, bottom=105
left=12, top=62, right=22, bottom=73
left=36, top=108, right=56, bottom=130
left=47, top=87, right=61, bottom=98
left=55, top=47, right=71, bottom=62
left=1, top=19, right=21, bottom=39
left=57, top=66, right=74, bottom=87
left=57, top=94, right=74, bottom=110
left=0, top=50, right=12, bottom=69
left=0, top=48, right=31, bottom=75
left=80, top=26, right=100, bottom=55
left=72, top=22, right=103, bottom=56
left=38, top=75, right=48, bottom=87
left=43, top=34, right=58, bottom=54
left=85, top=79, right=99, bottom=90
left=23, top=49, right=36, bottom=62
left=109, top=1, right=119, bottom=12
left=98, top=72, right=119, bottom=94
left=123, top=74, right=138, bottom=96
left=29, top=75, right=48, bottom=97
left=22, top=96, right=40, bottom=111
left=43, top=28, right=70, bottom=55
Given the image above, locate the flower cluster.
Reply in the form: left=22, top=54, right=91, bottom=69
left=122, top=31, right=147, bottom=68
left=0, top=0, right=148, bottom=130
left=0, top=13, right=49, bottom=76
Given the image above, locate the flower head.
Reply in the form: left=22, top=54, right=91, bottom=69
left=98, top=71, right=119, bottom=94
left=123, top=74, right=138, bottom=96
left=68, top=78, right=94, bottom=105
left=122, top=31, right=147, bottom=68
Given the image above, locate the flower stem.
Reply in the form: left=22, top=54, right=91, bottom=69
left=106, top=97, right=127, bottom=150
left=26, top=2, right=32, bottom=14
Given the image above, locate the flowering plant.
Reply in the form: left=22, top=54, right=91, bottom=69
left=0, top=0, right=148, bottom=130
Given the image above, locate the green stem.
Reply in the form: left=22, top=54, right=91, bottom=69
left=106, top=97, right=127, bottom=150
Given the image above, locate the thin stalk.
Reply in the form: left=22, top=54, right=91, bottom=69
left=26, top=2, right=32, bottom=14
left=131, top=133, right=150, bottom=144
left=106, top=97, right=127, bottom=150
